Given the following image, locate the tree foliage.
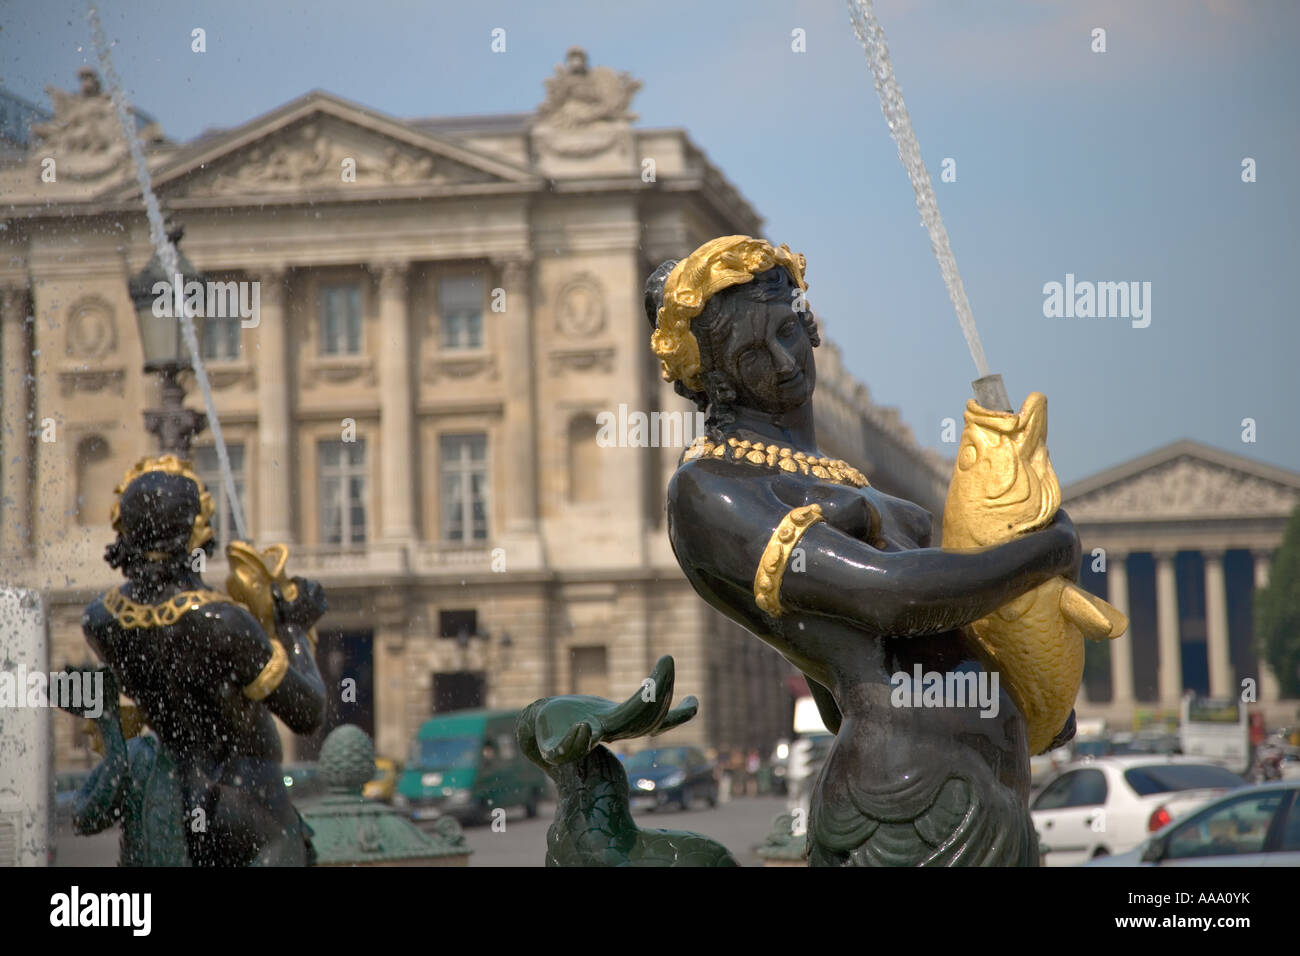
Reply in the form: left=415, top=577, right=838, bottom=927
left=1255, top=502, right=1300, bottom=699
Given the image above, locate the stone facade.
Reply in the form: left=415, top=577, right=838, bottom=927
left=0, top=52, right=950, bottom=770
left=1065, top=440, right=1300, bottom=727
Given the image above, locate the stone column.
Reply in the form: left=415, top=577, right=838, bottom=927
left=1107, top=550, right=1134, bottom=708
left=374, top=261, right=416, bottom=544
left=373, top=590, right=409, bottom=760
left=1155, top=551, right=1183, bottom=709
left=1254, top=551, right=1281, bottom=701
left=494, top=257, right=538, bottom=536
left=256, top=268, right=295, bottom=544
left=1204, top=550, right=1232, bottom=698
left=1, top=285, right=31, bottom=555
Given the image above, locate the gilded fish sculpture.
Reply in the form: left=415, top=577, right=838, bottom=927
left=942, top=392, right=1127, bottom=755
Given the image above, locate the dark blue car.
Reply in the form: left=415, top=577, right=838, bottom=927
left=624, top=746, right=718, bottom=812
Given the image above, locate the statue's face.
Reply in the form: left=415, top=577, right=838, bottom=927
left=708, top=268, right=816, bottom=414
left=566, top=50, right=588, bottom=74
left=79, top=70, right=101, bottom=96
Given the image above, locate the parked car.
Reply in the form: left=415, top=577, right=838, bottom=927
left=625, top=746, right=718, bottom=812
left=1127, top=730, right=1181, bottom=756
left=1284, top=750, right=1300, bottom=780
left=1029, top=745, right=1072, bottom=791
left=1071, top=737, right=1115, bottom=759
left=394, top=709, right=547, bottom=825
left=1086, top=781, right=1300, bottom=866
left=1032, top=756, right=1245, bottom=866
left=362, top=756, right=399, bottom=803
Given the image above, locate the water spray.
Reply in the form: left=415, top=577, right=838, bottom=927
left=88, top=2, right=250, bottom=540
left=846, top=0, right=1012, bottom=412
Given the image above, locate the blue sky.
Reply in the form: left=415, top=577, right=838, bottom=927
left=3, top=0, right=1296, bottom=484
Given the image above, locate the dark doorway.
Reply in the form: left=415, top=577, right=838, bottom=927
left=432, top=671, right=486, bottom=713
left=298, top=630, right=374, bottom=761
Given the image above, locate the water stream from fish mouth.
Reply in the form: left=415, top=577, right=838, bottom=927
left=846, top=0, right=993, bottom=383
left=88, top=2, right=249, bottom=541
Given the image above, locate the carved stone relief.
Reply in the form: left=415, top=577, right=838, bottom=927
left=185, top=119, right=495, bottom=196
left=554, top=274, right=606, bottom=338
left=65, top=296, right=116, bottom=358
left=1066, top=455, right=1300, bottom=520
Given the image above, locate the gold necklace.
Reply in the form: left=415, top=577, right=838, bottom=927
left=102, top=587, right=230, bottom=630
left=681, top=436, right=869, bottom=488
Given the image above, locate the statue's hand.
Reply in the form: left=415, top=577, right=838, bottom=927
left=1046, top=508, right=1082, bottom=582
left=272, top=576, right=328, bottom=630
left=57, top=666, right=119, bottom=722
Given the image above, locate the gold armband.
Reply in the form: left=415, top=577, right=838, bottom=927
left=753, top=504, right=824, bottom=617
left=243, top=638, right=288, bottom=701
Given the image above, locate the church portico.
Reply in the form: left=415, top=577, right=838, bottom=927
left=1065, top=440, right=1300, bottom=727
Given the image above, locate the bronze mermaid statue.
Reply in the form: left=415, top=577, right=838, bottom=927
left=647, top=236, right=1082, bottom=866
left=81, top=456, right=326, bottom=866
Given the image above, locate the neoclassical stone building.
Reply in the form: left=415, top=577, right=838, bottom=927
left=1067, top=441, right=1300, bottom=727
left=1, top=52, right=949, bottom=769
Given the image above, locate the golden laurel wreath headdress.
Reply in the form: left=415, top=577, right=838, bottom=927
left=109, top=454, right=215, bottom=556
left=650, top=235, right=807, bottom=393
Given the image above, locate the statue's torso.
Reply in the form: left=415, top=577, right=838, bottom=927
left=666, top=459, right=1036, bottom=865
left=84, top=595, right=283, bottom=767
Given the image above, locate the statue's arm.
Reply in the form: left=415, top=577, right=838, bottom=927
left=268, top=576, right=328, bottom=734
left=786, top=513, right=1080, bottom=636
left=210, top=602, right=325, bottom=734
left=669, top=462, right=1080, bottom=638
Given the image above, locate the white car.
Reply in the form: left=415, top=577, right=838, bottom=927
left=1031, top=755, right=1245, bottom=866
left=1029, top=745, right=1072, bottom=792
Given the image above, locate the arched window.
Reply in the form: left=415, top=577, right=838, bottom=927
left=74, top=434, right=113, bottom=526
left=567, top=414, right=601, bottom=504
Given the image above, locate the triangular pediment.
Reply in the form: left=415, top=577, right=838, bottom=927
left=101, top=91, right=540, bottom=203
left=1061, top=440, right=1300, bottom=522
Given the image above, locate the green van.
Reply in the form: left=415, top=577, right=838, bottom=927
left=395, top=709, right=547, bottom=824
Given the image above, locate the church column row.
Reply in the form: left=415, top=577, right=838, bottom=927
left=1106, top=549, right=1280, bottom=710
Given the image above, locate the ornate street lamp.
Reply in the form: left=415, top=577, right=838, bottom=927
left=127, top=223, right=207, bottom=456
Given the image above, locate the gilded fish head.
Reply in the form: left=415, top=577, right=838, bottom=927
left=943, top=391, right=1060, bottom=547
left=225, top=541, right=290, bottom=635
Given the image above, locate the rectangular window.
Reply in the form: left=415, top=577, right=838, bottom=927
left=439, top=609, right=478, bottom=639
left=440, top=433, right=488, bottom=543
left=318, top=439, right=367, bottom=546
left=570, top=645, right=609, bottom=698
left=193, top=444, right=247, bottom=549
left=319, top=283, right=363, bottom=355
left=200, top=315, right=241, bottom=361
left=438, top=277, right=483, bottom=350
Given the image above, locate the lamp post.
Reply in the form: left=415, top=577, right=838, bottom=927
left=128, top=223, right=207, bottom=456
